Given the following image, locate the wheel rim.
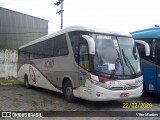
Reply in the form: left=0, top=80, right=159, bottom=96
left=25, top=80, right=28, bottom=87
left=25, top=78, right=28, bottom=87
left=66, top=86, right=72, bottom=96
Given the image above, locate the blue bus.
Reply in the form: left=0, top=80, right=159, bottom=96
left=131, top=27, right=160, bottom=95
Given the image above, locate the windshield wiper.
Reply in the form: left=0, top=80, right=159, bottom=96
left=116, top=49, right=125, bottom=75
left=110, top=49, right=124, bottom=79
left=122, top=49, right=136, bottom=76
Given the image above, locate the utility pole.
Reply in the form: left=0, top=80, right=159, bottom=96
left=54, top=0, right=64, bottom=29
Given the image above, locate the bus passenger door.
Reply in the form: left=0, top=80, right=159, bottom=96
left=78, top=43, right=92, bottom=99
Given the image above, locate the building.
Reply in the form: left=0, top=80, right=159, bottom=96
left=0, top=7, right=48, bottom=49
left=0, top=7, right=48, bottom=79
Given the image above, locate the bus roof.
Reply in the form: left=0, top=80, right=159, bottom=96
left=131, top=27, right=160, bottom=39
left=19, top=26, right=132, bottom=49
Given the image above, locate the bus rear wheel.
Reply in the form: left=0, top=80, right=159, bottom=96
left=24, top=75, right=30, bottom=89
left=63, top=81, right=75, bottom=102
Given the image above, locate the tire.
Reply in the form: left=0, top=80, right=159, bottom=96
left=63, top=81, right=75, bottom=102
left=24, top=75, right=30, bottom=89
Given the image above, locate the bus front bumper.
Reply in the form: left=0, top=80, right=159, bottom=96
left=90, top=84, right=143, bottom=101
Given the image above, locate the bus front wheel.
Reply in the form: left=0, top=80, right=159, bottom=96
left=63, top=81, right=75, bottom=102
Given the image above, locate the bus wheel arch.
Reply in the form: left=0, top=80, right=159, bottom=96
left=62, top=78, right=75, bottom=102
left=24, top=74, right=30, bottom=89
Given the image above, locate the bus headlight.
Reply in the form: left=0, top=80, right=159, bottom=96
left=89, top=79, right=111, bottom=89
left=135, top=79, right=143, bottom=86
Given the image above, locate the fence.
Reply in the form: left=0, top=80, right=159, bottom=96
left=0, top=49, right=17, bottom=79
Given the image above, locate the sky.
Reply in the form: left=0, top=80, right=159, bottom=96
left=0, top=0, right=160, bottom=34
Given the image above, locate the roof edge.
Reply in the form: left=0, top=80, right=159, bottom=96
left=0, top=7, right=49, bottom=22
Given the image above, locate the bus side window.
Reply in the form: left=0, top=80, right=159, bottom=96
left=69, top=31, right=82, bottom=63
left=156, top=39, right=160, bottom=66
left=79, top=43, right=90, bottom=71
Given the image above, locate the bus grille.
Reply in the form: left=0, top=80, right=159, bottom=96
left=109, top=85, right=138, bottom=90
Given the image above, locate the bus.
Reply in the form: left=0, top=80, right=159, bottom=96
left=131, top=27, right=160, bottom=95
left=17, top=26, right=150, bottom=102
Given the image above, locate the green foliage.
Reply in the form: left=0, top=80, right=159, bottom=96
left=0, top=79, right=22, bottom=86
left=0, top=44, right=10, bottom=49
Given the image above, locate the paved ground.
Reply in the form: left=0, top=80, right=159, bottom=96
left=0, top=80, right=160, bottom=120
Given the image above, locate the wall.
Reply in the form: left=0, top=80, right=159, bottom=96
left=0, top=49, right=17, bottom=79
left=0, top=7, right=49, bottom=79
left=0, top=7, right=48, bottom=49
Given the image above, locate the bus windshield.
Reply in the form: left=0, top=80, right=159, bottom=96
left=90, top=33, right=140, bottom=77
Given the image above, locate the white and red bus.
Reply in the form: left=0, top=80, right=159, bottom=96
left=17, top=26, right=150, bottom=102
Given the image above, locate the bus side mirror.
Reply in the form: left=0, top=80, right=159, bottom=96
left=82, top=35, right=95, bottom=55
left=135, top=40, right=150, bottom=56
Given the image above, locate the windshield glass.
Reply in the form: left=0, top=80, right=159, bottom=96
left=118, top=37, right=140, bottom=75
left=90, top=33, right=140, bottom=76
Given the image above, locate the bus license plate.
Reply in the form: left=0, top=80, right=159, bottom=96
left=120, top=93, right=129, bottom=97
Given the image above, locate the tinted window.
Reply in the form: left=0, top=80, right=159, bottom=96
left=79, top=38, right=90, bottom=71
left=136, top=38, right=156, bottom=63
left=68, top=31, right=88, bottom=60
left=69, top=31, right=81, bottom=57
left=156, top=39, right=160, bottom=66
left=18, top=34, right=69, bottom=61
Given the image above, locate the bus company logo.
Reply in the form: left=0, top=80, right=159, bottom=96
left=44, top=59, right=54, bottom=69
left=29, top=66, right=37, bottom=84
left=123, top=85, right=127, bottom=90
